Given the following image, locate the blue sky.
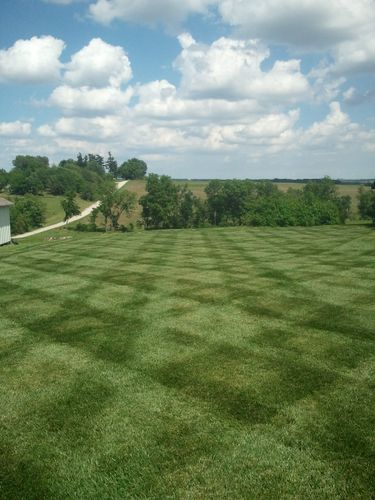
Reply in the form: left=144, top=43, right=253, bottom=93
left=0, top=0, right=375, bottom=178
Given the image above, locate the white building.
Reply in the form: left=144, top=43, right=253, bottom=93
left=0, top=197, right=13, bottom=245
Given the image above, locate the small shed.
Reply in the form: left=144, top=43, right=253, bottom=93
left=0, top=197, right=13, bottom=245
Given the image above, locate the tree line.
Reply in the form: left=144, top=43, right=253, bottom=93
left=139, top=175, right=357, bottom=229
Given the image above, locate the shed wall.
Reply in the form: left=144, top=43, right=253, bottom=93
left=0, top=206, right=11, bottom=245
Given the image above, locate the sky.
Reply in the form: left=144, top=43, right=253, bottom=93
left=0, top=0, right=375, bottom=179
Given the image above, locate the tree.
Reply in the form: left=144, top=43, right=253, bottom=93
left=140, top=174, right=180, bottom=229
left=140, top=174, right=203, bottom=229
left=61, top=193, right=81, bottom=222
left=105, top=152, right=118, bottom=177
left=9, top=155, right=50, bottom=195
left=48, top=167, right=82, bottom=196
left=358, top=184, right=375, bottom=224
left=303, top=176, right=338, bottom=201
left=0, top=169, right=9, bottom=191
left=97, top=185, right=137, bottom=230
left=118, top=158, right=147, bottom=180
left=10, top=196, right=46, bottom=234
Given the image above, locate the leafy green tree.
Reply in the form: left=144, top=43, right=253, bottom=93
left=10, top=196, right=46, bottom=234
left=61, top=193, right=81, bottom=222
left=140, top=174, right=180, bottom=229
left=105, top=152, right=118, bottom=177
left=358, top=185, right=375, bottom=223
left=303, top=176, right=337, bottom=201
left=98, top=185, right=137, bottom=230
left=140, top=175, right=203, bottom=229
left=48, top=167, right=83, bottom=195
left=118, top=158, right=147, bottom=180
left=0, top=169, right=9, bottom=191
left=9, top=155, right=50, bottom=195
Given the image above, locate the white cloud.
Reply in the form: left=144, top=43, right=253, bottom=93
left=89, top=0, right=215, bottom=28
left=133, top=80, right=260, bottom=122
left=53, top=116, right=126, bottom=139
left=174, top=35, right=310, bottom=102
left=218, top=0, right=375, bottom=78
left=302, top=102, right=359, bottom=147
left=64, top=38, right=132, bottom=87
left=218, top=0, right=375, bottom=50
left=332, top=33, right=375, bottom=75
left=49, top=85, right=133, bottom=114
left=0, top=36, right=65, bottom=84
left=343, top=86, right=375, bottom=105
left=308, top=63, right=346, bottom=103
left=0, top=121, right=32, bottom=137
left=38, top=124, right=57, bottom=137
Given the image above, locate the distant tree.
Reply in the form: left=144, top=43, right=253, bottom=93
left=77, top=152, right=85, bottom=167
left=140, top=174, right=203, bottom=229
left=0, top=169, right=9, bottom=191
left=48, top=167, right=82, bottom=195
left=105, top=152, right=118, bottom=177
left=10, top=196, right=46, bottom=234
left=9, top=155, right=50, bottom=195
left=303, top=176, right=337, bottom=201
left=118, top=158, right=147, bottom=180
left=97, top=185, right=137, bottom=230
left=61, top=192, right=81, bottom=222
left=358, top=185, right=375, bottom=224
left=140, top=174, right=179, bottom=229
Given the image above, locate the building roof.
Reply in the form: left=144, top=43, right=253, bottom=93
left=0, top=197, right=13, bottom=207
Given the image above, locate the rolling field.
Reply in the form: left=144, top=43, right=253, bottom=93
left=0, top=225, right=375, bottom=498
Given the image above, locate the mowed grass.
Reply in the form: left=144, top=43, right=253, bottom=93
left=0, top=225, right=375, bottom=498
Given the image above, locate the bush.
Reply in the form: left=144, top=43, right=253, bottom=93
left=10, top=196, right=46, bottom=234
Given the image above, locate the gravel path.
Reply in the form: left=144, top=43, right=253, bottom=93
left=14, top=180, right=129, bottom=239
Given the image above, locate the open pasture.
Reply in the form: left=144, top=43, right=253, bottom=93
left=0, top=224, right=374, bottom=498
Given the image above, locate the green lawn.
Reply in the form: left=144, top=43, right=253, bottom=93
left=0, top=225, right=374, bottom=498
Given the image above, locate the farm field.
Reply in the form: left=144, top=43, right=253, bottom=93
left=0, top=224, right=374, bottom=498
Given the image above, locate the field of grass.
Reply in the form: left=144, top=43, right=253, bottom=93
left=0, top=224, right=374, bottom=498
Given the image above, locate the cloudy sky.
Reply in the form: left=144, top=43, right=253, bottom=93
left=1, top=0, right=375, bottom=178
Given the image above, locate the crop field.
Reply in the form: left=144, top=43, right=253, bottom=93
left=0, top=225, right=374, bottom=498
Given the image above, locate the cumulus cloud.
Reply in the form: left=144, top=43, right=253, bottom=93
left=49, top=85, right=133, bottom=114
left=218, top=0, right=375, bottom=50
left=217, top=0, right=375, bottom=78
left=174, top=35, right=310, bottom=102
left=302, top=102, right=359, bottom=147
left=89, top=0, right=215, bottom=27
left=332, top=33, right=375, bottom=75
left=133, top=80, right=260, bottom=122
left=0, top=36, right=65, bottom=84
left=0, top=121, right=32, bottom=137
left=64, top=38, right=132, bottom=88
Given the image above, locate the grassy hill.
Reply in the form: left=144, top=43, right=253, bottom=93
left=1, top=224, right=374, bottom=498
left=0, top=193, right=94, bottom=226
